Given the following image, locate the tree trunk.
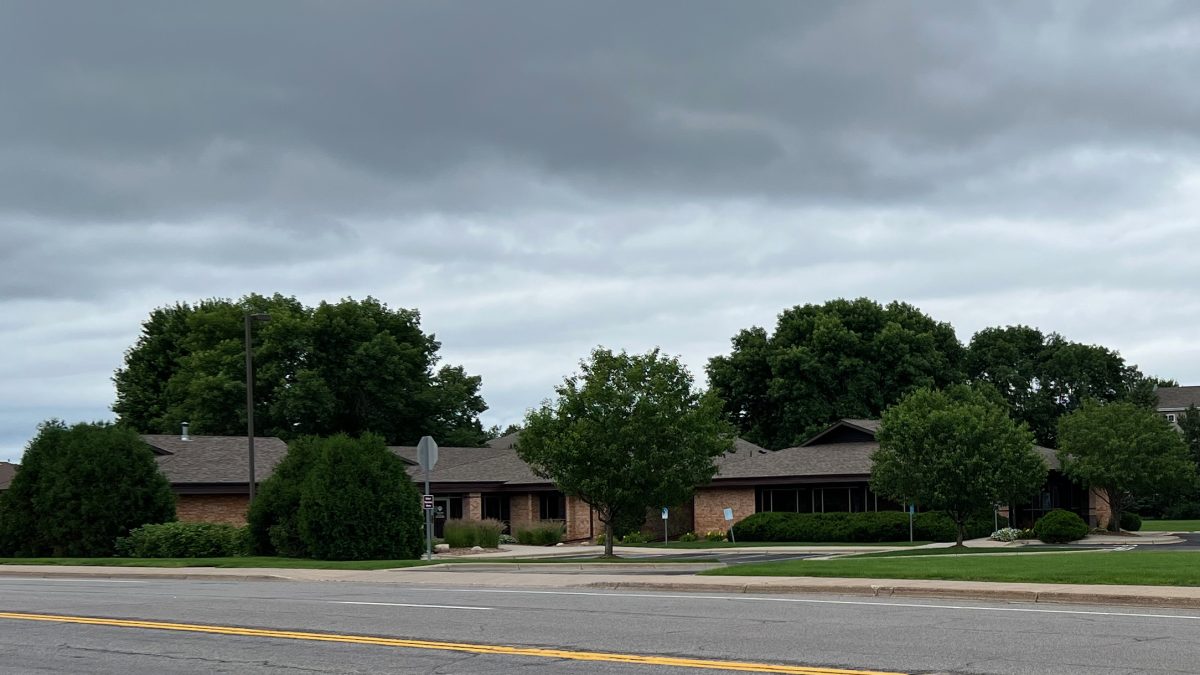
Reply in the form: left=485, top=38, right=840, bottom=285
left=954, top=513, right=966, bottom=546
left=1107, top=489, right=1123, bottom=533
left=604, top=519, right=614, bottom=557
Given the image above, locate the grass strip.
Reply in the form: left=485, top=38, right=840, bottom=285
left=703, top=550, right=1200, bottom=586
left=840, top=546, right=1086, bottom=559
left=636, top=541, right=932, bottom=549
left=1140, top=519, right=1200, bottom=532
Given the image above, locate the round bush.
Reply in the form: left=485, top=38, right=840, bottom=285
left=1120, top=512, right=1142, bottom=532
left=249, top=434, right=424, bottom=560
left=1033, top=509, right=1089, bottom=543
left=0, top=421, right=175, bottom=557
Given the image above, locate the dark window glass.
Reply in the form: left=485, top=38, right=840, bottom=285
left=449, top=497, right=464, bottom=520
left=822, top=488, right=850, bottom=512
left=539, top=493, right=566, bottom=520
left=850, top=487, right=866, bottom=513
left=797, top=488, right=813, bottom=513
left=482, top=495, right=510, bottom=523
left=770, top=489, right=799, bottom=513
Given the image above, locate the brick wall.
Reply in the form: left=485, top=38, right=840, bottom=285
left=693, top=487, right=755, bottom=535
left=509, top=493, right=536, bottom=529
left=465, top=493, right=483, bottom=520
left=1090, top=488, right=1112, bottom=529
left=176, top=495, right=249, bottom=525
left=565, top=495, right=599, bottom=541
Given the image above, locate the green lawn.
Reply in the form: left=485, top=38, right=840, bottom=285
left=0, top=556, right=718, bottom=569
left=842, top=546, right=1084, bottom=559
left=636, top=540, right=932, bottom=549
left=1140, top=519, right=1200, bottom=532
left=704, top=550, right=1200, bottom=586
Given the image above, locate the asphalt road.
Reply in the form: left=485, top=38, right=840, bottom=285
left=1, top=577, right=1199, bottom=674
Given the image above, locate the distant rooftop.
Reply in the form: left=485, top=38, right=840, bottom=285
left=1157, top=386, right=1200, bottom=411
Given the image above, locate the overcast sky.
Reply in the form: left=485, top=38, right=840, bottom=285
left=3, top=1, right=1199, bottom=462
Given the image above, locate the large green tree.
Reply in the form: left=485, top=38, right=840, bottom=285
left=965, top=325, right=1172, bottom=447
left=1179, top=405, right=1200, bottom=467
left=0, top=421, right=175, bottom=557
left=871, top=385, right=1046, bottom=545
left=708, top=298, right=965, bottom=449
left=113, top=294, right=488, bottom=446
left=1058, top=401, right=1195, bottom=532
left=519, top=348, right=735, bottom=556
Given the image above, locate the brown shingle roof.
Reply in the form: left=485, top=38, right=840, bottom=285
left=391, top=446, right=546, bottom=486
left=0, top=461, right=16, bottom=491
left=1157, top=386, right=1200, bottom=411
left=486, top=432, right=521, bottom=449
left=142, top=435, right=288, bottom=485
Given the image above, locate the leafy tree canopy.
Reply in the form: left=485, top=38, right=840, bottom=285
left=1058, top=400, right=1195, bottom=532
left=1179, top=405, right=1200, bottom=468
left=113, top=294, right=488, bottom=446
left=871, top=384, right=1046, bottom=545
left=0, top=421, right=175, bottom=556
left=708, top=298, right=965, bottom=449
left=965, top=325, right=1173, bottom=447
left=519, top=347, right=735, bottom=556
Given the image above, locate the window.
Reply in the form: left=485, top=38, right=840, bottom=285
left=539, top=492, right=566, bottom=520
left=482, top=495, right=510, bottom=523
left=1167, top=414, right=1177, bottom=422
left=821, top=487, right=850, bottom=512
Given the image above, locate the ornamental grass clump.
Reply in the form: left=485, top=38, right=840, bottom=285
left=514, top=520, right=565, bottom=545
left=442, top=519, right=504, bottom=549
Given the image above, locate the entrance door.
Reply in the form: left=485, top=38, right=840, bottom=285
left=433, top=498, right=450, bottom=538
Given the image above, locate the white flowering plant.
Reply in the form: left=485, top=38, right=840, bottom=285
left=989, top=527, right=1023, bottom=542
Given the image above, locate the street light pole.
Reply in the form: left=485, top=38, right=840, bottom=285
left=245, top=312, right=270, bottom=503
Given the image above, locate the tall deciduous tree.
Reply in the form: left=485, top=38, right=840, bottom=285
left=1179, top=405, right=1200, bottom=467
left=965, top=325, right=1171, bottom=447
left=0, top=421, right=175, bottom=557
left=1058, top=401, right=1195, bottom=532
left=113, top=294, right=488, bottom=446
left=518, top=348, right=735, bottom=556
left=871, top=385, right=1046, bottom=545
left=708, top=298, right=965, bottom=450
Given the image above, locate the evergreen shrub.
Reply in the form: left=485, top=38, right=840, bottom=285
left=730, top=511, right=993, bottom=543
left=0, top=421, right=175, bottom=557
left=1033, top=509, right=1090, bottom=543
left=247, top=434, right=424, bottom=560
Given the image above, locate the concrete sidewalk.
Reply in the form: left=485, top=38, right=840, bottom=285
left=4, top=563, right=1200, bottom=610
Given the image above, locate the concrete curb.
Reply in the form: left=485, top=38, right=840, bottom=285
left=582, top=580, right=1200, bottom=609
left=410, top=563, right=722, bottom=572
left=0, top=570, right=289, bottom=582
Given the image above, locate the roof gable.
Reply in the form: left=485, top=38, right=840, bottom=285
left=142, top=434, right=288, bottom=485
left=800, top=419, right=880, bottom=447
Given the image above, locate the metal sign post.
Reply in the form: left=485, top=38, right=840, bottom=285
left=723, top=507, right=735, bottom=543
left=908, top=504, right=915, bottom=543
left=417, top=436, right=439, bottom=561
left=661, top=507, right=669, bottom=544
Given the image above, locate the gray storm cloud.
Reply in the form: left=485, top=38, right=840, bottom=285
left=2, top=1, right=1199, bottom=460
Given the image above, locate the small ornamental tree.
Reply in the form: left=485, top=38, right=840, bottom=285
left=518, top=348, right=735, bottom=557
left=872, top=385, right=1047, bottom=546
left=1058, top=401, right=1195, bottom=532
left=247, top=434, right=423, bottom=560
left=0, top=421, right=175, bottom=557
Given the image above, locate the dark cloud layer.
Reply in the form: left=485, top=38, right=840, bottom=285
left=2, top=1, right=1200, bottom=460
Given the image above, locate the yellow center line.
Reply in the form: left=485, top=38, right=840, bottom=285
left=0, top=611, right=904, bottom=675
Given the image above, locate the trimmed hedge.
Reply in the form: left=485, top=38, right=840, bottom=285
left=1033, top=509, right=1089, bottom=543
left=514, top=520, right=565, bottom=546
left=730, top=511, right=994, bottom=543
left=116, top=522, right=249, bottom=558
left=442, top=519, right=504, bottom=549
